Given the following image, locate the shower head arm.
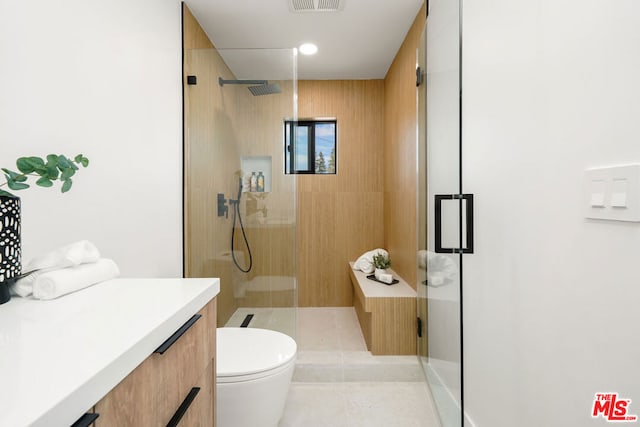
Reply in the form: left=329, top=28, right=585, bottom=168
left=218, top=78, right=268, bottom=87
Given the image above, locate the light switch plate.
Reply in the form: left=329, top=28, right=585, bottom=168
left=584, top=164, right=640, bottom=222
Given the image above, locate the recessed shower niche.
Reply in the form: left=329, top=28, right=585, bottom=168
left=241, top=156, right=272, bottom=193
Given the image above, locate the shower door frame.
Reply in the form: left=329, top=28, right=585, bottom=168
left=419, top=0, right=469, bottom=426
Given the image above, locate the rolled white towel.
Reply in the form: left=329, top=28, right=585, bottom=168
left=353, top=248, right=388, bottom=274
left=354, top=257, right=374, bottom=274
left=32, top=259, right=120, bottom=300
left=10, top=269, right=50, bottom=298
left=23, top=240, right=101, bottom=273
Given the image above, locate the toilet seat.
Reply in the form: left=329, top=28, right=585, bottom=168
left=217, top=328, right=297, bottom=383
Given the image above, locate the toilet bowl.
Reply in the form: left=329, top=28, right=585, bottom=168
left=217, top=327, right=297, bottom=427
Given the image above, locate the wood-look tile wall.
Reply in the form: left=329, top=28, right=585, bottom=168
left=383, top=5, right=426, bottom=290
left=297, top=80, right=385, bottom=307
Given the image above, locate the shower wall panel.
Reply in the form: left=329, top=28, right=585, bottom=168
left=297, top=80, right=384, bottom=307
left=383, top=3, right=426, bottom=290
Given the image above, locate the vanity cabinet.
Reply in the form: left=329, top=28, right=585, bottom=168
left=178, top=360, right=215, bottom=426
left=94, top=299, right=216, bottom=426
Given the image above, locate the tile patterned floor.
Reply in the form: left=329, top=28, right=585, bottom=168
left=225, top=307, right=447, bottom=426
left=281, top=307, right=442, bottom=427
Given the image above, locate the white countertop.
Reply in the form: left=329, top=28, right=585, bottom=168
left=0, top=277, right=219, bottom=427
left=349, top=262, right=416, bottom=298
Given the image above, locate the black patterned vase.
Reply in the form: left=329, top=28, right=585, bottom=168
left=0, top=195, right=21, bottom=305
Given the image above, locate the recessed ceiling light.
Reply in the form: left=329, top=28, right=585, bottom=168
left=299, top=43, right=318, bottom=55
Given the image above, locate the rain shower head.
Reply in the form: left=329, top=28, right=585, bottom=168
left=248, top=83, right=281, bottom=96
left=218, top=77, right=282, bottom=96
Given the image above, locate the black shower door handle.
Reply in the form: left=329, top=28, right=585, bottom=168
left=434, top=194, right=474, bottom=254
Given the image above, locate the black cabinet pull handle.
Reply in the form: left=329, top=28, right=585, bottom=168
left=434, top=193, right=474, bottom=254
left=166, top=387, right=201, bottom=427
left=154, top=314, right=202, bottom=355
left=70, top=413, right=99, bottom=427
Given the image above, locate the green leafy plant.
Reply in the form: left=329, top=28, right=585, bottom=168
left=0, top=154, right=89, bottom=197
left=372, top=252, right=391, bottom=270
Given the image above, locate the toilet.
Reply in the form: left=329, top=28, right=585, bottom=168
left=216, top=327, right=297, bottom=427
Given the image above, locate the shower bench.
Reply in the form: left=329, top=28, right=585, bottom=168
left=348, top=262, right=417, bottom=355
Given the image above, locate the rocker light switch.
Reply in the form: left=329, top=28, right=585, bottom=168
left=585, top=165, right=640, bottom=221
left=611, top=179, right=628, bottom=208
left=589, top=180, right=606, bottom=207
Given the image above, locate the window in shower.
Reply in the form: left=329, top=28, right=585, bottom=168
left=284, top=119, right=337, bottom=174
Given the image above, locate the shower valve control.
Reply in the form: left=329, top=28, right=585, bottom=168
left=217, top=193, right=229, bottom=218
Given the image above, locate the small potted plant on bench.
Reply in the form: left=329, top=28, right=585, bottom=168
left=372, top=252, right=391, bottom=281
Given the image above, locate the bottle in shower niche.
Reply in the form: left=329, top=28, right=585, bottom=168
left=250, top=172, right=257, bottom=192
left=257, top=171, right=265, bottom=192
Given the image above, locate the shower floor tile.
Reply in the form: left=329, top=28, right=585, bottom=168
left=297, top=307, right=367, bottom=351
left=278, top=307, right=441, bottom=427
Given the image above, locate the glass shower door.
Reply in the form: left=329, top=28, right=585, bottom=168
left=418, top=0, right=469, bottom=426
left=183, top=47, right=298, bottom=339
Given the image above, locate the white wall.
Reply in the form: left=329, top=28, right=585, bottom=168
left=463, top=1, right=640, bottom=426
left=0, top=0, right=183, bottom=277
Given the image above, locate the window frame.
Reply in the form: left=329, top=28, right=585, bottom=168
left=284, top=118, right=337, bottom=175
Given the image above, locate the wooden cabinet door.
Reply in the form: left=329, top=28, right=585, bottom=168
left=95, top=300, right=216, bottom=426
left=94, top=355, right=160, bottom=427
left=178, top=360, right=215, bottom=427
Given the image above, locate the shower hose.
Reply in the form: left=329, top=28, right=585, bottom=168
left=231, top=178, right=253, bottom=273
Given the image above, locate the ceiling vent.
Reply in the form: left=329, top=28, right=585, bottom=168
left=289, top=0, right=344, bottom=13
